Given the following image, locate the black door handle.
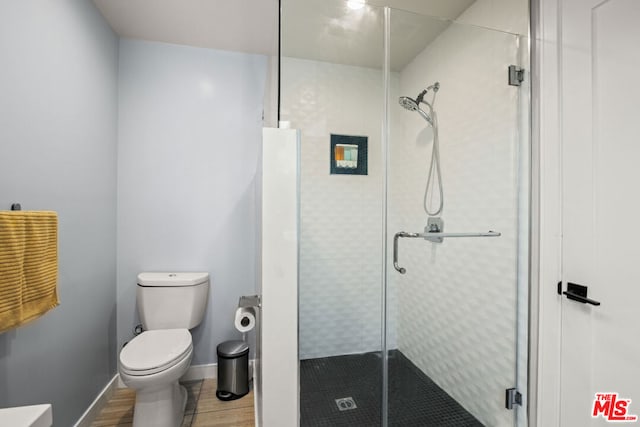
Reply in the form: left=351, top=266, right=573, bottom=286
left=559, top=282, right=601, bottom=306
left=563, top=290, right=601, bottom=306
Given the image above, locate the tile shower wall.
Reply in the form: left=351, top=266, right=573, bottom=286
left=281, top=58, right=398, bottom=359
left=390, top=14, right=523, bottom=427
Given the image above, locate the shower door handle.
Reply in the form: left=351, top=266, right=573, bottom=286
left=393, top=232, right=405, bottom=274
left=393, top=231, right=419, bottom=274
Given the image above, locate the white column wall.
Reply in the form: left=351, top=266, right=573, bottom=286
left=260, top=128, right=300, bottom=427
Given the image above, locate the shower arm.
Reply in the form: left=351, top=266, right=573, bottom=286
left=393, top=230, right=501, bottom=274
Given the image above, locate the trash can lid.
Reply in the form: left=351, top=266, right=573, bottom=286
left=217, top=340, right=249, bottom=357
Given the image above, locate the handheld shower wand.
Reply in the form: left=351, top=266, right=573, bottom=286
left=398, top=82, right=443, bottom=217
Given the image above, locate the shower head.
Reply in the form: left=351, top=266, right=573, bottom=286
left=398, top=96, right=433, bottom=125
left=398, top=82, right=440, bottom=125
left=399, top=96, right=418, bottom=112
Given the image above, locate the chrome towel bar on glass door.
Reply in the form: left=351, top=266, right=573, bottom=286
left=393, top=230, right=501, bottom=274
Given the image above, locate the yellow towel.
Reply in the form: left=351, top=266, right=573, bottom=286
left=0, top=211, right=59, bottom=332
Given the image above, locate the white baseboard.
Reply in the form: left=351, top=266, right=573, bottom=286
left=181, top=362, right=218, bottom=381
left=115, top=360, right=255, bottom=387
left=117, top=374, right=125, bottom=389
left=181, top=360, right=255, bottom=382
left=74, top=374, right=119, bottom=427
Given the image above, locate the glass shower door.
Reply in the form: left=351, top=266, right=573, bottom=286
left=280, top=1, right=387, bottom=425
left=281, top=1, right=529, bottom=425
left=385, top=8, right=529, bottom=427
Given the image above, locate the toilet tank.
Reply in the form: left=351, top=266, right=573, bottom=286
left=136, top=272, right=210, bottom=330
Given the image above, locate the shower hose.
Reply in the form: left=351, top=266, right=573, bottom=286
left=423, top=110, right=443, bottom=217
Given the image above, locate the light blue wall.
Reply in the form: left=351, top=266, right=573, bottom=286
left=0, top=5, right=268, bottom=424
left=117, top=39, right=267, bottom=364
left=0, top=1, right=118, bottom=425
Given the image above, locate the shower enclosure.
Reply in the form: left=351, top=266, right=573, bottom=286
left=280, top=1, right=530, bottom=425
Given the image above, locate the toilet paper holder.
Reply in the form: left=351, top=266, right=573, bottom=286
left=235, top=296, right=260, bottom=336
left=238, top=295, right=261, bottom=309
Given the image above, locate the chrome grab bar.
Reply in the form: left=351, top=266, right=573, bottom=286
left=393, top=230, right=501, bottom=274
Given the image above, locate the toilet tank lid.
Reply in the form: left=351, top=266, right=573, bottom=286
left=137, top=272, right=209, bottom=287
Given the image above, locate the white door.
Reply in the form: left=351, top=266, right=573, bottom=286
left=560, top=0, right=640, bottom=425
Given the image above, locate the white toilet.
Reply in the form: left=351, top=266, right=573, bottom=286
left=119, top=272, right=210, bottom=427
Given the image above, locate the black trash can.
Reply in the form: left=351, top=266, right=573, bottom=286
left=216, top=340, right=250, bottom=401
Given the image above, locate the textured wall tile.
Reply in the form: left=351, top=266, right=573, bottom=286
left=282, top=58, right=399, bottom=359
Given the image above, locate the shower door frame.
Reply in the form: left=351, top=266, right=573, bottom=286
left=380, top=8, right=391, bottom=426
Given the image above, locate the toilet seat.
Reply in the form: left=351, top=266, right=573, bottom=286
left=120, top=329, right=192, bottom=376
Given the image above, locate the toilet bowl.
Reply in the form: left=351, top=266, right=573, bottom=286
left=119, top=329, right=194, bottom=427
left=118, top=272, right=210, bottom=427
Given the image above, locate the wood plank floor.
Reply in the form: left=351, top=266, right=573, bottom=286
left=90, top=379, right=255, bottom=427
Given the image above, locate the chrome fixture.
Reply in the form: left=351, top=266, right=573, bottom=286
left=398, top=82, right=439, bottom=126
left=398, top=82, right=444, bottom=216
left=393, top=228, right=501, bottom=274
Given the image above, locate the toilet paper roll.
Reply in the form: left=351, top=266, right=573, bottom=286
left=234, top=307, right=256, bottom=333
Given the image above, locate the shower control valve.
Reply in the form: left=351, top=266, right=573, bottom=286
left=425, top=217, right=444, bottom=243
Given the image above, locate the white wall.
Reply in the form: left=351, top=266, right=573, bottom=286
left=281, top=58, right=399, bottom=359
left=0, top=1, right=118, bottom=425
left=532, top=0, right=563, bottom=425
left=456, top=0, right=529, bottom=35
left=117, top=39, right=267, bottom=364
left=260, top=128, right=299, bottom=427
left=391, top=7, right=525, bottom=427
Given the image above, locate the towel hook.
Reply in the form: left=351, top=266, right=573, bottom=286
left=10, top=203, right=21, bottom=211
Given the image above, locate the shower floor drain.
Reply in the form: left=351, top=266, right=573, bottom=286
left=335, top=397, right=357, bottom=411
